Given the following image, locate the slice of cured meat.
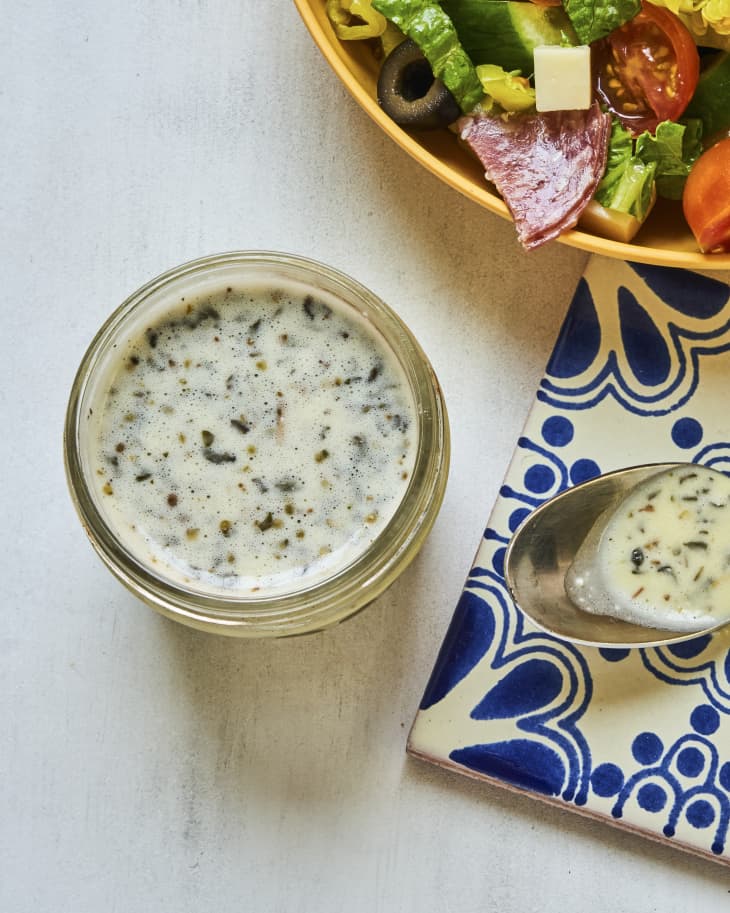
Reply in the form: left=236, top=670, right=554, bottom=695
left=459, top=102, right=611, bottom=250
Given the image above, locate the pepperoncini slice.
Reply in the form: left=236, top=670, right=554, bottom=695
left=380, top=20, right=406, bottom=56
left=476, top=65, right=536, bottom=114
left=326, top=0, right=388, bottom=39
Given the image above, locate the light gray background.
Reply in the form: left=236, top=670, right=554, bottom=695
left=3, top=2, right=728, bottom=910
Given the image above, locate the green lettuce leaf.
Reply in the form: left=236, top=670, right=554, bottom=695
left=594, top=119, right=657, bottom=221
left=563, top=0, right=641, bottom=43
left=634, top=119, right=704, bottom=200
left=371, top=0, right=484, bottom=111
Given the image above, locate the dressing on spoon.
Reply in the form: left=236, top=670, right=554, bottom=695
left=565, top=465, right=730, bottom=633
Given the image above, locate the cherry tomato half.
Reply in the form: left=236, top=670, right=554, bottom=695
left=594, top=3, right=700, bottom=135
left=683, top=137, right=730, bottom=252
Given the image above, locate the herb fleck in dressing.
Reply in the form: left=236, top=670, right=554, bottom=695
left=566, top=465, right=730, bottom=632
left=94, top=286, right=417, bottom=595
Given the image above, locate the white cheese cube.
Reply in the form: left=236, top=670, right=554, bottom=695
left=533, top=45, right=592, bottom=112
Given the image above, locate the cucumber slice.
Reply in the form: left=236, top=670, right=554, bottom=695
left=441, top=0, right=577, bottom=75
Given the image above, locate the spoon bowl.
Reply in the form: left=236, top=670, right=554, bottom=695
left=504, top=462, right=730, bottom=649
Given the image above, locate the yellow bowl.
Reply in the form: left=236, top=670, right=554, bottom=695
left=294, top=0, right=730, bottom=269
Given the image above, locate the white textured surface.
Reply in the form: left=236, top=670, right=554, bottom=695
left=2, top=2, right=728, bottom=910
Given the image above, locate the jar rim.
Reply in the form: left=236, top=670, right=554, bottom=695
left=64, top=251, right=450, bottom=636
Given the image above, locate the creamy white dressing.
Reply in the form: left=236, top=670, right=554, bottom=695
left=92, top=284, right=417, bottom=596
left=565, top=466, right=730, bottom=632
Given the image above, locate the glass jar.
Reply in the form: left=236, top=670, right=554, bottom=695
left=64, top=251, right=449, bottom=636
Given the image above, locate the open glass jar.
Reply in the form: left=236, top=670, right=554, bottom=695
left=64, top=252, right=449, bottom=636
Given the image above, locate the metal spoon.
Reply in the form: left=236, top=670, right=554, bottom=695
left=504, top=462, right=730, bottom=649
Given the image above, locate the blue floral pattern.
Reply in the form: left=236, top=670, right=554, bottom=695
left=409, top=258, right=730, bottom=862
left=539, top=262, right=730, bottom=415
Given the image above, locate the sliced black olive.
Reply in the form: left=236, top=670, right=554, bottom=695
left=377, top=40, right=460, bottom=130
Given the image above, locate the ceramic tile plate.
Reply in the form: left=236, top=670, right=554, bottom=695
left=408, top=256, right=730, bottom=864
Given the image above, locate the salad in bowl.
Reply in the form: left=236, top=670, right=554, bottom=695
left=297, top=0, right=730, bottom=263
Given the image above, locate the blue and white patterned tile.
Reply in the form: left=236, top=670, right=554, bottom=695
left=408, top=256, right=730, bottom=864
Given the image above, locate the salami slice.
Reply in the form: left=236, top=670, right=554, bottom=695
left=459, top=103, right=611, bottom=250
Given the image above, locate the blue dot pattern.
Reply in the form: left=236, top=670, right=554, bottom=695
left=686, top=800, right=715, bottom=829
left=672, top=417, right=703, bottom=449
left=492, top=547, right=506, bottom=577
left=508, top=508, right=531, bottom=532
left=542, top=415, right=574, bottom=447
left=599, top=648, right=630, bottom=663
left=524, top=464, right=555, bottom=494
left=677, top=747, right=705, bottom=778
left=633, top=732, right=664, bottom=765
left=720, top=763, right=730, bottom=792
left=591, top=763, right=624, bottom=798
left=638, top=782, right=668, bottom=813
left=691, top=705, right=720, bottom=736
left=570, top=459, right=601, bottom=485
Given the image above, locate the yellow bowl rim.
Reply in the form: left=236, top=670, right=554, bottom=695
left=294, top=0, right=730, bottom=270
